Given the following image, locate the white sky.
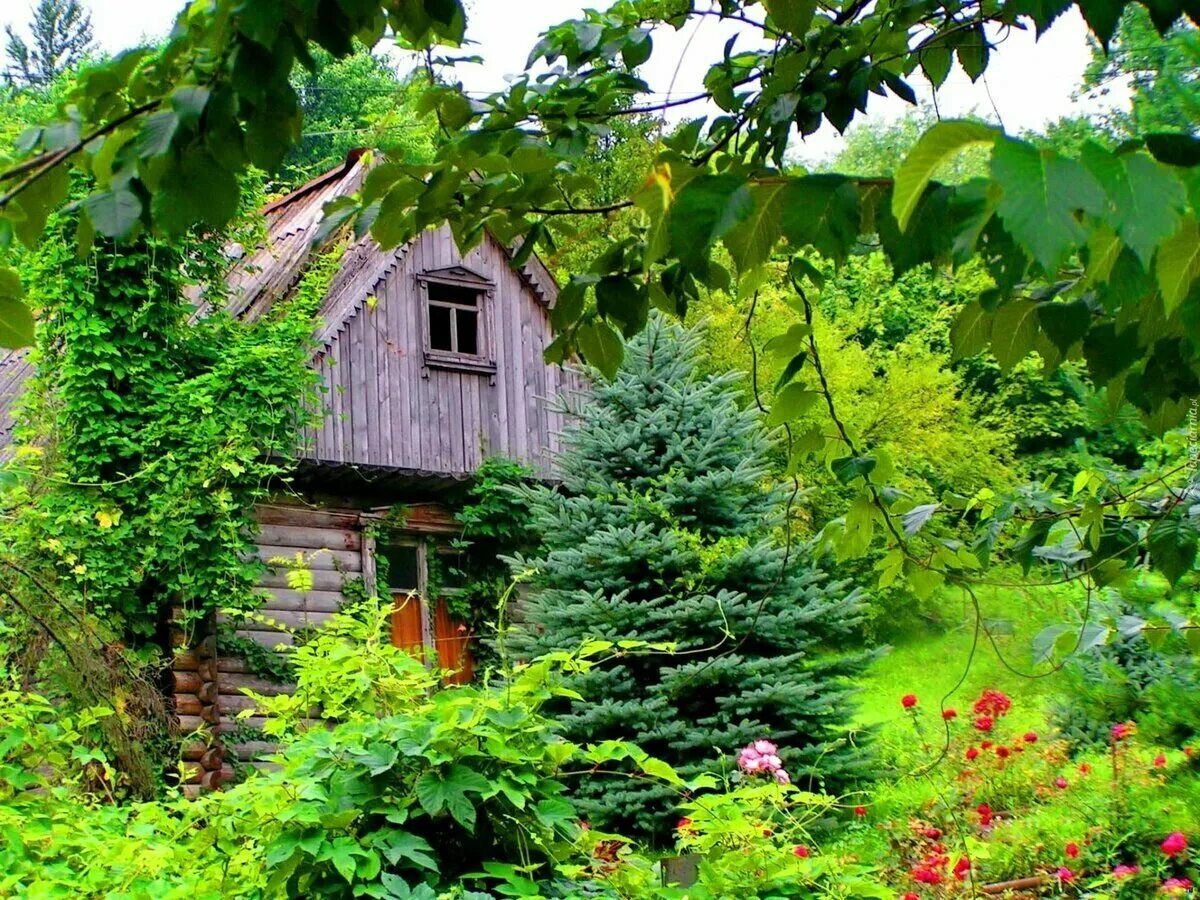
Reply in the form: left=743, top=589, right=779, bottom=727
left=1, top=0, right=1128, bottom=161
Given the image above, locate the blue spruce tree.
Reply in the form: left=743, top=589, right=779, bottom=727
left=506, top=316, right=872, bottom=844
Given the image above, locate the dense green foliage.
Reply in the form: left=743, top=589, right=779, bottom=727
left=0, top=603, right=887, bottom=898
left=507, top=317, right=871, bottom=843
left=283, top=47, right=436, bottom=185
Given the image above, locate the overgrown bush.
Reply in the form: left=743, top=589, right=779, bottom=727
left=0, top=601, right=888, bottom=898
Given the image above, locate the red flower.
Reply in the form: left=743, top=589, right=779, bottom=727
left=1111, top=721, right=1135, bottom=741
left=1054, top=776, right=1069, bottom=790
left=854, top=805, right=867, bottom=818
left=1023, top=731, right=1038, bottom=743
left=902, top=694, right=918, bottom=709
left=923, top=827, right=943, bottom=840
left=965, top=747, right=979, bottom=761
left=977, top=803, right=993, bottom=826
left=980, top=740, right=993, bottom=750
left=1066, top=842, right=1080, bottom=859
left=942, top=708, right=958, bottom=721
left=974, top=715, right=994, bottom=733
left=953, top=856, right=970, bottom=880
left=903, top=894, right=919, bottom=900
left=1163, top=877, right=1194, bottom=894
left=1161, top=831, right=1188, bottom=857
left=1113, top=864, right=1140, bottom=879
left=677, top=817, right=692, bottom=830
left=1056, top=866, right=1075, bottom=884
left=913, top=865, right=942, bottom=885
left=1186, top=747, right=1194, bottom=758
left=1154, top=753, right=1168, bottom=768
left=792, top=844, right=809, bottom=858
left=1079, top=763, right=1092, bottom=775
left=996, top=746, right=1010, bottom=759
left=973, top=689, right=1013, bottom=718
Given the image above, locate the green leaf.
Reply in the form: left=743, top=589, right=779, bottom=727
left=1082, top=323, right=1141, bottom=385
left=376, top=830, right=437, bottom=871
left=414, top=765, right=489, bottom=833
left=84, top=189, right=142, bottom=238
left=669, top=174, right=754, bottom=269
left=992, top=138, right=1105, bottom=271
left=1145, top=132, right=1200, bottom=167
left=595, top=277, right=645, bottom=336
left=0, top=276, right=33, bottom=349
left=989, top=299, right=1039, bottom=371
left=780, top=175, right=860, bottom=263
left=774, top=351, right=808, bottom=391
left=831, top=455, right=876, bottom=484
left=767, top=383, right=820, bottom=426
left=170, top=85, right=211, bottom=124
left=892, top=120, right=997, bottom=232
left=722, top=181, right=785, bottom=273
left=1080, top=144, right=1185, bottom=267
left=135, top=110, right=180, bottom=158
left=762, top=0, right=815, bottom=34
left=1147, top=518, right=1197, bottom=588
left=1077, top=0, right=1125, bottom=47
left=1155, top=219, right=1200, bottom=315
left=533, top=797, right=579, bottom=832
left=1037, top=300, right=1091, bottom=354
left=902, top=503, right=939, bottom=536
left=155, top=150, right=240, bottom=234
left=576, top=319, right=623, bottom=379
left=949, top=301, right=993, bottom=360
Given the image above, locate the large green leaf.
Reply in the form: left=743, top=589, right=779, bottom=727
left=414, top=765, right=489, bottom=833
left=0, top=268, right=33, bottom=349
left=1080, top=143, right=1185, bottom=268
left=575, top=319, right=624, bottom=379
left=1155, top=219, right=1200, bottom=315
left=949, top=301, right=993, bottom=360
left=668, top=174, right=754, bottom=269
left=722, top=181, right=786, bottom=273
left=780, top=175, right=860, bottom=263
left=84, top=189, right=142, bottom=238
left=989, top=299, right=1039, bottom=372
left=1147, top=518, right=1198, bottom=587
left=892, top=120, right=997, bottom=232
left=991, top=138, right=1105, bottom=271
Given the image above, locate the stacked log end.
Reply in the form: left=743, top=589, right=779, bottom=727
left=170, top=610, right=226, bottom=794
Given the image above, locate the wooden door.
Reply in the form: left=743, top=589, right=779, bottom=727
left=380, top=537, right=474, bottom=683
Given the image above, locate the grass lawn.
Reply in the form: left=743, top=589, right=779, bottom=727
left=856, top=578, right=1088, bottom=745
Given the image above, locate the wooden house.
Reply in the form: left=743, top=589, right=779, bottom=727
left=0, top=153, right=585, bottom=791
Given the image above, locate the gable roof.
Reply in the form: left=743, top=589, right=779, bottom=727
left=0, top=154, right=562, bottom=458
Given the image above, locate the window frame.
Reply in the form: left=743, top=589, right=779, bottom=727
left=417, top=268, right=497, bottom=376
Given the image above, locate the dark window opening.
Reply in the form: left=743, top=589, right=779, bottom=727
left=429, top=304, right=453, bottom=352
left=455, top=309, right=477, bottom=355
left=380, top=543, right=419, bottom=591
left=426, top=281, right=482, bottom=357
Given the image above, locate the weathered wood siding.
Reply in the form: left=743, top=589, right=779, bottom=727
left=214, top=504, right=370, bottom=761
left=302, top=225, right=586, bottom=478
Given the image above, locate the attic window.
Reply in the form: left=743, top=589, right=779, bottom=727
left=420, top=269, right=496, bottom=376
left=427, top=282, right=481, bottom=356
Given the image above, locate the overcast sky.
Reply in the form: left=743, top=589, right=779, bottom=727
left=0, top=0, right=1127, bottom=161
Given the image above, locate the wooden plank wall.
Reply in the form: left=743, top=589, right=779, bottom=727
left=305, top=225, right=587, bottom=478
left=212, top=503, right=369, bottom=767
